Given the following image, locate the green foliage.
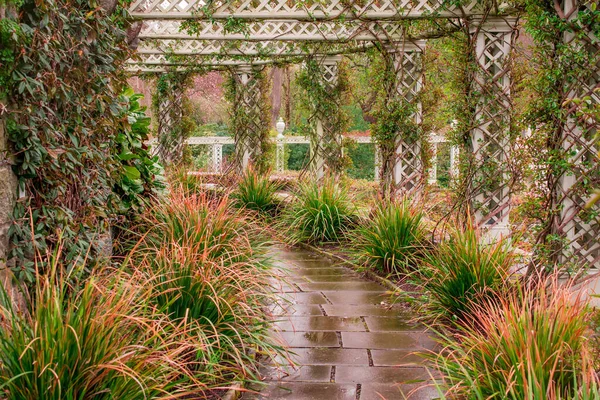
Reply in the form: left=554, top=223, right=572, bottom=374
left=4, top=0, right=135, bottom=283
left=281, top=178, right=356, bottom=244
left=130, top=189, right=281, bottom=384
left=233, top=168, right=282, bottom=214
left=420, top=226, right=514, bottom=323
left=223, top=67, right=273, bottom=174
left=432, top=279, right=598, bottom=399
left=0, top=255, right=181, bottom=399
left=0, top=17, right=22, bottom=100
left=346, top=142, right=376, bottom=181
left=286, top=143, right=310, bottom=171
left=296, top=58, right=351, bottom=174
left=351, top=201, right=426, bottom=276
left=113, top=89, right=166, bottom=215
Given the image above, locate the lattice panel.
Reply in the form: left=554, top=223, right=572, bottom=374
left=137, top=39, right=370, bottom=57
left=139, top=19, right=405, bottom=41
left=306, top=56, right=346, bottom=177
left=380, top=41, right=426, bottom=198
left=469, top=18, right=515, bottom=237
left=229, top=66, right=271, bottom=171
left=554, top=3, right=600, bottom=268
left=154, top=77, right=187, bottom=162
left=129, top=0, right=482, bottom=19
left=212, top=144, right=223, bottom=173
left=558, top=119, right=600, bottom=268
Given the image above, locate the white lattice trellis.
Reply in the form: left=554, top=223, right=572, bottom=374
left=469, top=17, right=516, bottom=240
left=554, top=0, right=600, bottom=268
left=138, top=20, right=406, bottom=41
left=229, top=65, right=272, bottom=171
left=385, top=41, right=426, bottom=197
left=128, top=0, right=483, bottom=20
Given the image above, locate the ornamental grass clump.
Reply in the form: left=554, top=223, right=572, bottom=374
left=128, top=188, right=282, bottom=385
left=233, top=167, right=282, bottom=215
left=433, top=278, right=599, bottom=400
left=351, top=201, right=427, bottom=276
left=282, top=177, right=356, bottom=244
left=421, top=226, right=514, bottom=324
left=139, top=188, right=257, bottom=265
left=0, top=249, right=202, bottom=399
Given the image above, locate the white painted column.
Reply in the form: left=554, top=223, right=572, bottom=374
left=276, top=137, right=285, bottom=172
left=428, top=141, right=438, bottom=185
left=212, top=144, right=223, bottom=173
left=470, top=17, right=516, bottom=241
left=387, top=41, right=426, bottom=197
left=450, top=146, right=460, bottom=180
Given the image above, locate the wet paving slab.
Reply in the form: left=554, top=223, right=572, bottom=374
left=243, top=245, right=438, bottom=400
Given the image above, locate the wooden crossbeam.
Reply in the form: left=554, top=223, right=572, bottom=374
left=128, top=0, right=484, bottom=20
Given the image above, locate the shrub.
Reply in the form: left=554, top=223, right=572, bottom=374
left=281, top=177, right=356, bottom=244
left=0, top=254, right=198, bottom=399
left=352, top=201, right=427, bottom=276
left=433, top=278, right=599, bottom=399
left=233, top=168, right=281, bottom=214
left=421, top=226, right=514, bottom=323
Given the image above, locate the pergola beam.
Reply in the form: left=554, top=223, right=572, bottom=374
left=136, top=40, right=373, bottom=56
left=128, top=0, right=485, bottom=20
left=138, top=20, right=406, bottom=42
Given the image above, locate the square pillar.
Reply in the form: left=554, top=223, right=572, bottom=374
left=378, top=40, right=426, bottom=199
left=469, top=17, right=517, bottom=240
left=301, top=55, right=344, bottom=180
left=229, top=65, right=272, bottom=173
left=553, top=0, right=600, bottom=268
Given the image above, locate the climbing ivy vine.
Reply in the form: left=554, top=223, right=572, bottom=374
left=1, top=0, right=163, bottom=284
left=296, top=57, right=351, bottom=176
left=223, top=66, right=274, bottom=173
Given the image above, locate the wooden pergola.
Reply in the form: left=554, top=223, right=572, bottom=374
left=126, top=0, right=599, bottom=269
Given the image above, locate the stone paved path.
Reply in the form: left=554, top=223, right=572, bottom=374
left=243, top=246, right=438, bottom=400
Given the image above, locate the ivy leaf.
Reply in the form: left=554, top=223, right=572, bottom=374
left=123, top=165, right=141, bottom=180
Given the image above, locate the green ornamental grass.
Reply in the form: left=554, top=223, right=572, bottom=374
left=128, top=188, right=282, bottom=385
left=421, top=226, right=514, bottom=323
left=352, top=201, right=426, bottom=276
left=282, top=177, right=356, bottom=244
left=0, top=251, right=196, bottom=399
left=233, top=168, right=281, bottom=214
left=433, top=278, right=599, bottom=400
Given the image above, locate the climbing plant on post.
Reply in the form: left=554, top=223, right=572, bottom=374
left=297, top=55, right=349, bottom=179
left=152, top=71, right=192, bottom=165
left=522, top=0, right=600, bottom=271
left=459, top=17, right=518, bottom=240
left=225, top=65, right=273, bottom=174
left=371, top=41, right=426, bottom=200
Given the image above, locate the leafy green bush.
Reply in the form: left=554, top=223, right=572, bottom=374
left=421, top=226, right=514, bottom=323
left=433, top=278, right=598, bottom=399
left=282, top=178, right=356, bottom=244
left=233, top=168, right=281, bottom=214
left=114, top=88, right=166, bottom=215
left=352, top=201, right=426, bottom=276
